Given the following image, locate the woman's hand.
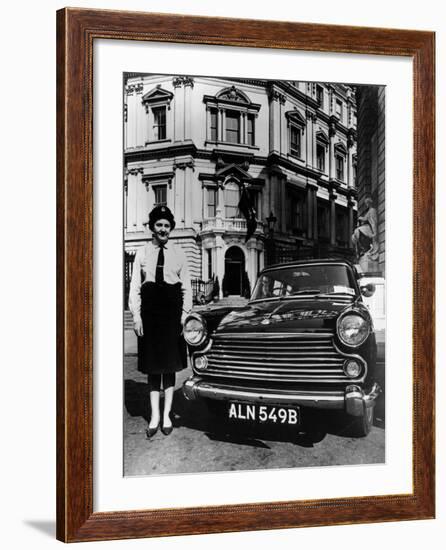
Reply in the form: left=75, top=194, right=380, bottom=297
left=133, top=317, right=144, bottom=337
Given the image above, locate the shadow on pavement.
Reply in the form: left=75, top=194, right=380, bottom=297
left=124, top=379, right=385, bottom=447
left=170, top=386, right=329, bottom=448
left=124, top=380, right=149, bottom=423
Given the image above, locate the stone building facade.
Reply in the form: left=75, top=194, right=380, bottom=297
left=124, top=74, right=358, bottom=300
left=355, top=85, right=385, bottom=275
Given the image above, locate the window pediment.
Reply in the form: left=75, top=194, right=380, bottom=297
left=216, top=86, right=250, bottom=104
left=216, top=163, right=252, bottom=182
left=285, top=109, right=306, bottom=127
left=316, top=130, right=329, bottom=145
left=203, top=87, right=260, bottom=113
left=141, top=86, right=174, bottom=106
left=334, top=141, right=348, bottom=155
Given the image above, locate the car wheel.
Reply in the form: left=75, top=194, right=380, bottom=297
left=346, top=403, right=374, bottom=437
left=302, top=409, right=327, bottom=443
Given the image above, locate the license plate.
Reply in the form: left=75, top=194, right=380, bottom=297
left=227, top=402, right=300, bottom=425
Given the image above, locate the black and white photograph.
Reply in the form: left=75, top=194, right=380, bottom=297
left=123, top=73, right=386, bottom=477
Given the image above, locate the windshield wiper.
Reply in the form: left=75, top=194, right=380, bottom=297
left=319, top=291, right=356, bottom=297
left=288, top=289, right=322, bottom=296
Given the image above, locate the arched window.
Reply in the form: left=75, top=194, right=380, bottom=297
left=203, top=86, right=260, bottom=146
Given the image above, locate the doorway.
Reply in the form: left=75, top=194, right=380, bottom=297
left=224, top=246, right=245, bottom=296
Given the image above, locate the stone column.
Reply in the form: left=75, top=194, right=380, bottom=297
left=135, top=84, right=144, bottom=146
left=217, top=183, right=225, bottom=220
left=183, top=167, right=191, bottom=228
left=306, top=185, right=313, bottom=240
left=241, top=113, right=248, bottom=144
left=172, top=77, right=184, bottom=142
left=347, top=130, right=355, bottom=188
left=174, top=166, right=186, bottom=228
left=184, top=77, right=194, bottom=140
left=268, top=87, right=285, bottom=155
left=219, top=109, right=224, bottom=142
left=313, top=187, right=318, bottom=242
left=215, top=235, right=225, bottom=299
left=280, top=176, right=287, bottom=233
left=348, top=194, right=355, bottom=245
left=328, top=116, right=337, bottom=181
left=205, top=107, right=209, bottom=141
left=306, top=112, right=316, bottom=168
left=330, top=189, right=337, bottom=246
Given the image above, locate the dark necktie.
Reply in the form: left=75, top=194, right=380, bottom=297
left=155, top=244, right=165, bottom=284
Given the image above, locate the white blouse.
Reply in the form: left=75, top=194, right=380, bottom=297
left=129, top=241, right=192, bottom=320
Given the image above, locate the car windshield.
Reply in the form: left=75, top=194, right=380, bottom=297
left=251, top=264, right=357, bottom=301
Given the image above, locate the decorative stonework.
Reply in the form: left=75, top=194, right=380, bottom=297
left=125, top=83, right=143, bottom=96
left=347, top=128, right=356, bottom=148
left=126, top=167, right=144, bottom=176
left=268, top=89, right=286, bottom=104
left=172, top=76, right=195, bottom=88
left=174, top=160, right=195, bottom=171
left=306, top=110, right=317, bottom=122
left=329, top=115, right=337, bottom=137
left=217, top=85, right=248, bottom=103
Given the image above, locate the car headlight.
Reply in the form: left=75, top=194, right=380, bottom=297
left=343, top=359, right=363, bottom=378
left=183, top=313, right=207, bottom=346
left=194, top=355, right=208, bottom=370
left=337, top=313, right=370, bottom=347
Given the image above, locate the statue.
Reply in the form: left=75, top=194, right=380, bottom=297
left=351, top=196, right=379, bottom=262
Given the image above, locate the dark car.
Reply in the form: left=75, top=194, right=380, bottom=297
left=182, top=259, right=381, bottom=437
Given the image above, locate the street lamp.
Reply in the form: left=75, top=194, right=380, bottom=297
left=266, top=211, right=277, bottom=235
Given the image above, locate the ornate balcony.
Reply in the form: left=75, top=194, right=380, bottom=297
left=201, top=217, right=264, bottom=235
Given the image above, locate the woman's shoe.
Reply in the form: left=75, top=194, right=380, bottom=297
left=145, top=423, right=159, bottom=439
left=161, top=425, right=173, bottom=436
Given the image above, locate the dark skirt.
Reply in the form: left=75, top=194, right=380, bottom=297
left=138, top=281, right=186, bottom=375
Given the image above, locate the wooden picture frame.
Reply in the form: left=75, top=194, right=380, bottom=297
left=56, top=7, right=435, bottom=542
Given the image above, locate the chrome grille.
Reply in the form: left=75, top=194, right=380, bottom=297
left=203, top=331, right=358, bottom=383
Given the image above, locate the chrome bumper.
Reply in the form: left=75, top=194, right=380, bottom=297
left=183, top=377, right=381, bottom=416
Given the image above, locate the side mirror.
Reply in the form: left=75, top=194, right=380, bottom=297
left=360, top=283, right=376, bottom=298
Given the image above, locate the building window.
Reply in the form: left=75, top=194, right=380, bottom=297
left=353, top=162, right=357, bottom=186
left=316, top=85, right=324, bottom=108
left=141, top=85, right=173, bottom=143
left=210, top=109, right=218, bottom=141
left=317, top=201, right=330, bottom=241
left=204, top=86, right=260, bottom=146
left=290, top=125, right=302, bottom=158
left=154, top=185, right=167, bottom=207
left=336, top=99, right=343, bottom=120
left=207, top=188, right=217, bottom=217
left=247, top=114, right=255, bottom=146
left=224, top=181, right=240, bottom=218
left=289, top=193, right=306, bottom=236
left=336, top=207, right=349, bottom=246
left=225, top=110, right=241, bottom=143
left=207, top=249, right=213, bottom=280
left=317, top=143, right=326, bottom=171
left=336, top=154, right=345, bottom=181
left=152, top=106, right=166, bottom=140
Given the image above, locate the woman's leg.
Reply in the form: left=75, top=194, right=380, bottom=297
left=162, top=373, right=176, bottom=428
left=148, top=374, right=162, bottom=429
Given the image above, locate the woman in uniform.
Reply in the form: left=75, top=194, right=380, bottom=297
left=129, top=205, right=192, bottom=437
